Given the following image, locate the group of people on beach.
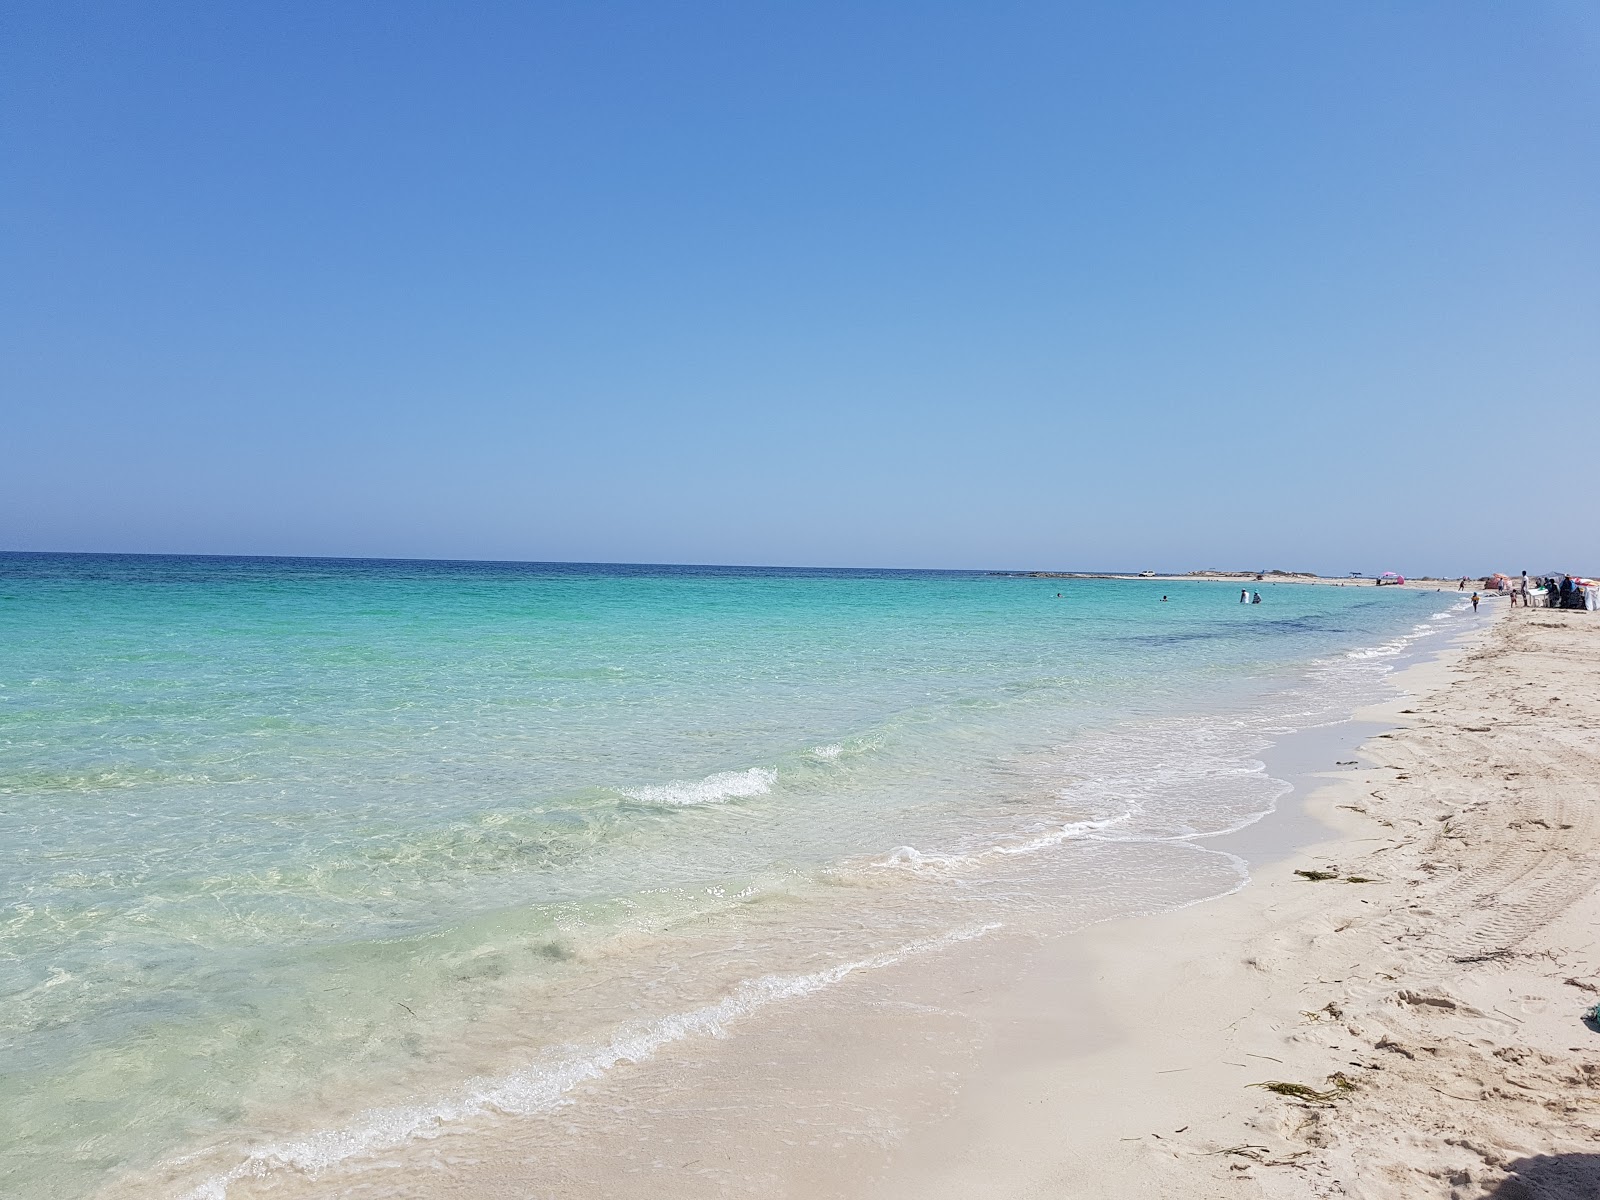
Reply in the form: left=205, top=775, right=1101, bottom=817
left=1465, top=571, right=1598, bottom=611
left=1509, top=572, right=1597, bottom=610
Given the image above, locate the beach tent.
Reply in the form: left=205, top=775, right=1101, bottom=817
left=1377, top=572, right=1405, bottom=586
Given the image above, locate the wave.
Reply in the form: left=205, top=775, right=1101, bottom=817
left=177, top=923, right=1001, bottom=1198
left=616, top=735, right=881, bottom=806
left=876, top=812, right=1135, bottom=871
left=1340, top=604, right=1463, bottom=661
left=806, top=735, right=882, bottom=762
left=1343, top=639, right=1410, bottom=660
left=617, top=766, right=776, bottom=807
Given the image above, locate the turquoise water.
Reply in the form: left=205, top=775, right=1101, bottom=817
left=0, top=555, right=1462, bottom=1199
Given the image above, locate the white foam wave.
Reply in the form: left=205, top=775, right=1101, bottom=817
left=178, top=923, right=1000, bottom=1198
left=1344, top=640, right=1408, bottom=660
left=878, top=812, right=1135, bottom=871
left=809, top=743, right=844, bottom=760
left=1340, top=602, right=1462, bottom=661
left=618, top=767, right=776, bottom=806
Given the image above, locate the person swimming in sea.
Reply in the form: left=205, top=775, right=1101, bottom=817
left=1252, top=592, right=1262, bottom=604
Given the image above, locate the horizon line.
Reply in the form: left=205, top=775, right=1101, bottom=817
left=0, top=548, right=1345, bottom=577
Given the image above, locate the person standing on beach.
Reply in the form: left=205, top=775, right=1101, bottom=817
left=1471, top=591, right=1480, bottom=612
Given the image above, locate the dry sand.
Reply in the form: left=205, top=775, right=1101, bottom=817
left=878, top=599, right=1600, bottom=1200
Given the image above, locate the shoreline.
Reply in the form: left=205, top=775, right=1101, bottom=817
left=150, top=597, right=1495, bottom=1200
left=872, top=614, right=1491, bottom=1198
left=877, top=595, right=1600, bottom=1199
left=96, top=591, right=1538, bottom=1200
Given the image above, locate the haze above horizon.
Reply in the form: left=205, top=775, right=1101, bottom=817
left=4, top=2, right=1597, bottom=576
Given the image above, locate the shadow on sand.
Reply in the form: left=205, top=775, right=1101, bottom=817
left=1476, top=1154, right=1600, bottom=1199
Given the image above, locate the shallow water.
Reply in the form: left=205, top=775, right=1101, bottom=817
left=0, top=555, right=1462, bottom=1198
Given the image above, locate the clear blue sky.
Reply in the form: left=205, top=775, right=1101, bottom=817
left=4, top=2, right=1597, bottom=574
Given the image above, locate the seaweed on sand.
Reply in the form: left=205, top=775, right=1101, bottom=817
left=1252, top=1074, right=1357, bottom=1103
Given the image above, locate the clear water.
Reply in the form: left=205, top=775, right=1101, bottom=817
left=0, top=554, right=1463, bottom=1198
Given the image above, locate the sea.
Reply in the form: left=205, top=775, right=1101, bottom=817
left=0, top=554, right=1466, bottom=1199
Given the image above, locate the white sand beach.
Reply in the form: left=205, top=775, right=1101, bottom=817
left=875, top=600, right=1600, bottom=1200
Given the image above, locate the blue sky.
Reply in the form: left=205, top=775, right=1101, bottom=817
left=4, top=2, right=1597, bottom=574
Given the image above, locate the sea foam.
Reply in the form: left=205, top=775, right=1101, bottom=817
left=618, top=767, right=777, bottom=806
left=878, top=812, right=1135, bottom=871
